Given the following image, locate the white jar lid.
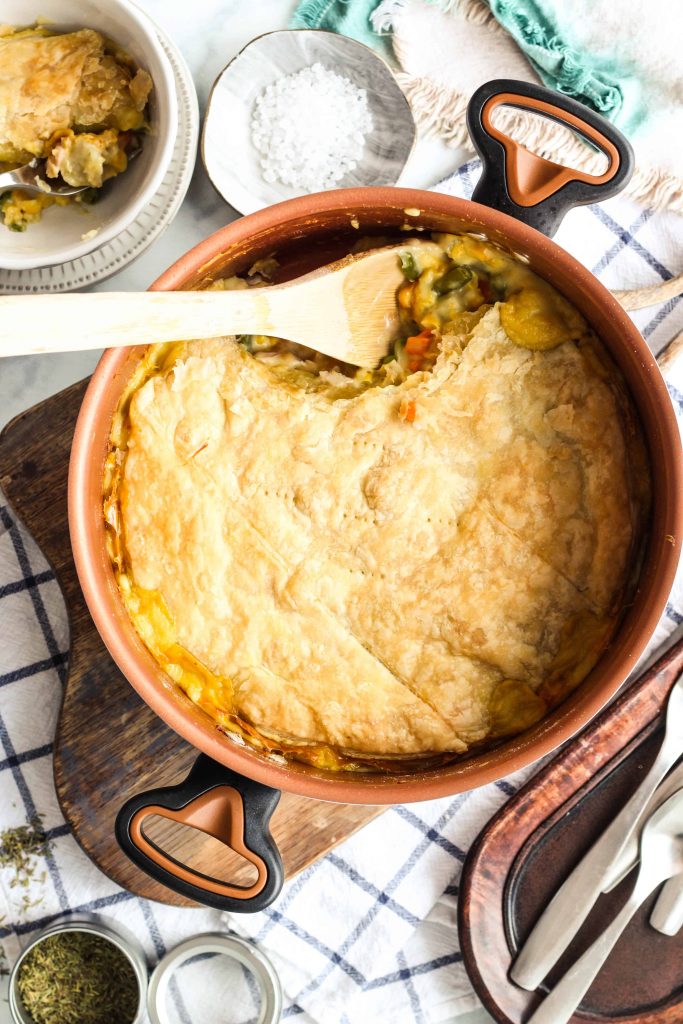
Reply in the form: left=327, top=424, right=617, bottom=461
left=147, top=932, right=282, bottom=1024
left=0, top=973, right=13, bottom=1024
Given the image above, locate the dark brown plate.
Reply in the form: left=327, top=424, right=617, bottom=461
left=459, top=636, right=683, bottom=1024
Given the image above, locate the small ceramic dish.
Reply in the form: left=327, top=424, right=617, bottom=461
left=0, top=0, right=178, bottom=271
left=201, top=29, right=416, bottom=215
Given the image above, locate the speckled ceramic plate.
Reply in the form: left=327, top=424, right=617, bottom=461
left=0, top=24, right=199, bottom=294
left=202, top=29, right=416, bottom=216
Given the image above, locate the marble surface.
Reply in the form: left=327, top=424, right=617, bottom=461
left=0, top=3, right=489, bottom=1021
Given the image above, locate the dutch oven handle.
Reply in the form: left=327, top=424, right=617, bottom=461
left=466, top=79, right=634, bottom=237
left=115, top=754, right=283, bottom=912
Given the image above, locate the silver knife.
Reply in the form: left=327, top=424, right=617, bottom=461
left=510, top=671, right=683, bottom=992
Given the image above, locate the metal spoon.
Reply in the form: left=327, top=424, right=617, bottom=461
left=0, top=147, right=142, bottom=198
left=526, top=786, right=683, bottom=1024
left=0, top=160, right=90, bottom=198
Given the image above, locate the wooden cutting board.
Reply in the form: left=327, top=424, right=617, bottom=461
left=0, top=379, right=382, bottom=907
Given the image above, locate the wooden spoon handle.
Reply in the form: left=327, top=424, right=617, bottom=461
left=0, top=291, right=282, bottom=357
left=612, top=272, right=683, bottom=311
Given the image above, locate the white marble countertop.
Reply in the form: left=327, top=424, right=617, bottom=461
left=0, top=3, right=491, bottom=1020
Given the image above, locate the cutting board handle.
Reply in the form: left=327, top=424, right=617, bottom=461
left=115, top=754, right=283, bottom=912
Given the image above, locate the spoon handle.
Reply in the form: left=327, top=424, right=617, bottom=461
left=525, top=873, right=660, bottom=1024
left=0, top=291, right=285, bottom=358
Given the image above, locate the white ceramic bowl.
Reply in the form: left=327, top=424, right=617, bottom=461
left=202, top=30, right=416, bottom=215
left=0, top=0, right=178, bottom=270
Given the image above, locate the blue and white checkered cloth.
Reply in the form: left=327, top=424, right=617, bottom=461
left=1, top=161, right=682, bottom=1024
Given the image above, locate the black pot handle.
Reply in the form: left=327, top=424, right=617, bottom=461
left=115, top=754, right=283, bottom=912
left=466, top=79, right=634, bottom=237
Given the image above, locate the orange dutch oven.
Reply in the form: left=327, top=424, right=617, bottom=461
left=68, top=81, right=682, bottom=912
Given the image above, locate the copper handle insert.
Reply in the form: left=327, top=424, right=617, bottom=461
left=129, top=785, right=269, bottom=899
left=481, top=92, right=621, bottom=207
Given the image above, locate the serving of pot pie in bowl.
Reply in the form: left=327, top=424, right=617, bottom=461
left=69, top=189, right=682, bottom=804
left=0, top=0, right=177, bottom=269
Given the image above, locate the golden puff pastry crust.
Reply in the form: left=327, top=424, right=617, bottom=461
left=114, top=305, right=642, bottom=759
left=0, top=28, right=151, bottom=164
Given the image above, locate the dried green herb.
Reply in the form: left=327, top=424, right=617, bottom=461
left=0, top=818, right=51, bottom=892
left=0, top=944, right=9, bottom=977
left=17, top=931, right=139, bottom=1024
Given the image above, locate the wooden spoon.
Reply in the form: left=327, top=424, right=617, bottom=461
left=0, top=242, right=437, bottom=367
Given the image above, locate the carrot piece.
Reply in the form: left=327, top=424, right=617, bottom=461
left=404, top=329, right=435, bottom=373
left=404, top=329, right=433, bottom=354
left=399, top=398, right=417, bottom=423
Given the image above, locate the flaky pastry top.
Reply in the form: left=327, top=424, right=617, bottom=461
left=115, top=305, right=639, bottom=758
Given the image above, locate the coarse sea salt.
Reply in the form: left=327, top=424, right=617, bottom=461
left=251, top=62, right=373, bottom=192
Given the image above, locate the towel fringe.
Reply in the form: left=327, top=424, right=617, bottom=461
left=371, top=0, right=410, bottom=33
left=372, top=0, right=495, bottom=33
left=429, top=0, right=497, bottom=25
left=398, top=74, right=683, bottom=213
left=290, top=0, right=344, bottom=28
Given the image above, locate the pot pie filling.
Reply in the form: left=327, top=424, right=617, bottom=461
left=0, top=24, right=152, bottom=230
left=104, top=234, right=649, bottom=771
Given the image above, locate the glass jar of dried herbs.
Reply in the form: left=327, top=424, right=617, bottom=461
left=9, top=918, right=284, bottom=1024
left=9, top=918, right=146, bottom=1024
